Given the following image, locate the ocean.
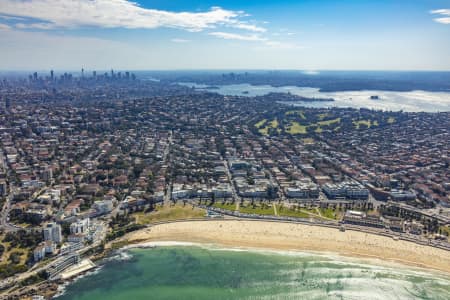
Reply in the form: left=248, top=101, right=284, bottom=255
left=55, top=245, right=450, bottom=300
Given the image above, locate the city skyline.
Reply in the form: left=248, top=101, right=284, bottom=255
left=0, top=0, right=449, bottom=71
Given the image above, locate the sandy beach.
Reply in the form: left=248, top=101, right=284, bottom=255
left=123, top=220, right=450, bottom=274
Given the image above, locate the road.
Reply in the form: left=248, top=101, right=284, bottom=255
left=222, top=158, right=241, bottom=210
left=0, top=148, right=30, bottom=233
left=0, top=186, right=21, bottom=232
left=163, top=130, right=173, bottom=205
left=1, top=185, right=47, bottom=233
left=0, top=150, right=18, bottom=232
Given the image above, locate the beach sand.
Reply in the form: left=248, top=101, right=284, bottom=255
left=123, top=220, right=450, bottom=274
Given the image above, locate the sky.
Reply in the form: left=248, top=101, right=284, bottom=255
left=0, top=0, right=449, bottom=71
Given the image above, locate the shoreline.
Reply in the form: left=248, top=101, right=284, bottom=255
left=10, top=218, right=450, bottom=299
left=120, top=220, right=450, bottom=275
left=122, top=241, right=449, bottom=277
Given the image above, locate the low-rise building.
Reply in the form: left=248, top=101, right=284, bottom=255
left=343, top=210, right=383, bottom=228
left=46, top=253, right=80, bottom=279
left=323, top=181, right=369, bottom=200
left=33, top=244, right=46, bottom=262
left=43, top=222, right=62, bottom=244
left=68, top=234, right=85, bottom=244
left=285, top=182, right=319, bottom=199
left=70, top=218, right=90, bottom=235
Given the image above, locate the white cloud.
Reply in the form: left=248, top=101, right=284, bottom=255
left=208, top=31, right=303, bottom=50
left=0, top=15, right=26, bottom=21
left=431, top=9, right=450, bottom=15
left=0, top=23, right=10, bottom=30
left=430, top=9, right=450, bottom=24
left=171, top=38, right=190, bottom=43
left=434, top=18, right=450, bottom=24
left=0, top=0, right=265, bottom=33
left=229, top=23, right=266, bottom=33
left=16, top=22, right=55, bottom=30
left=208, top=32, right=267, bottom=42
left=272, top=31, right=296, bottom=37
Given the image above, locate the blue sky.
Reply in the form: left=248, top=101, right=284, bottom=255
left=0, top=0, right=449, bottom=70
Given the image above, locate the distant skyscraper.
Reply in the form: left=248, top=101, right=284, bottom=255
left=5, top=98, right=11, bottom=110
left=50, top=70, right=54, bottom=81
left=33, top=72, right=38, bottom=81
left=81, top=68, right=84, bottom=78
left=93, top=71, right=97, bottom=78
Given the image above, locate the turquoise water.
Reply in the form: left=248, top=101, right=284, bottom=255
left=55, top=246, right=450, bottom=300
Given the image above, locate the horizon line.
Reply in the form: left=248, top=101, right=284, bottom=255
left=1, top=69, right=450, bottom=73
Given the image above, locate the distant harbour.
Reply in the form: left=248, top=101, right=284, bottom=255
left=179, top=82, right=450, bottom=112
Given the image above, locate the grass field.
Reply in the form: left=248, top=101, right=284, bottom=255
left=285, top=118, right=341, bottom=135
left=212, top=202, right=236, bottom=210
left=209, top=202, right=327, bottom=220
left=317, top=117, right=341, bottom=126
left=239, top=204, right=275, bottom=215
left=286, top=121, right=307, bottom=134
left=269, top=119, right=279, bottom=128
left=257, top=118, right=280, bottom=135
left=276, top=206, right=310, bottom=218
left=439, top=226, right=450, bottom=241
left=255, top=119, right=267, bottom=128
left=286, top=110, right=306, bottom=119
left=318, top=208, right=339, bottom=220
left=353, top=119, right=371, bottom=129
left=134, top=204, right=206, bottom=224
left=302, top=138, right=315, bottom=144
left=255, top=111, right=399, bottom=137
left=259, top=127, right=269, bottom=135
left=0, top=240, right=29, bottom=267
left=317, top=113, right=329, bottom=120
